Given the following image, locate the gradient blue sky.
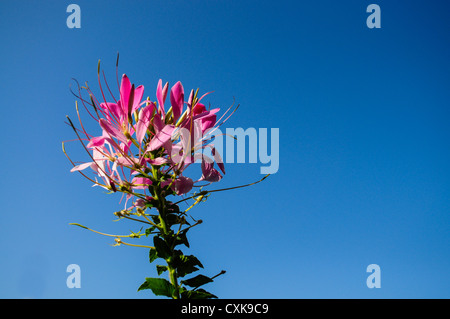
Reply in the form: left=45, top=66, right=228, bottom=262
left=0, top=0, right=449, bottom=298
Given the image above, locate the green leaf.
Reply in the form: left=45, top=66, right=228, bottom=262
left=137, top=277, right=175, bottom=297
left=181, top=274, right=213, bottom=288
left=166, top=213, right=186, bottom=226
left=175, top=255, right=204, bottom=277
left=145, top=203, right=153, bottom=209
left=150, top=214, right=160, bottom=225
left=145, top=198, right=159, bottom=209
left=149, top=248, right=158, bottom=263
left=166, top=203, right=181, bottom=214
left=181, top=288, right=217, bottom=299
left=156, top=265, right=168, bottom=275
left=174, top=231, right=190, bottom=248
left=185, top=255, right=203, bottom=268
left=153, top=236, right=171, bottom=259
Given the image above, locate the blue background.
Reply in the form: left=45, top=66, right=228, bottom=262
left=0, top=0, right=449, bottom=298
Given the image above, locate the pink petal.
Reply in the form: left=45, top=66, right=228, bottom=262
left=136, top=103, right=154, bottom=145
left=193, top=103, right=206, bottom=115
left=211, top=146, right=225, bottom=174
left=131, top=176, right=152, bottom=189
left=92, top=149, right=107, bottom=161
left=116, top=156, right=139, bottom=167
left=192, top=108, right=220, bottom=121
left=145, top=157, right=170, bottom=166
left=168, top=144, right=183, bottom=165
left=156, top=79, right=168, bottom=116
left=153, top=114, right=164, bottom=133
left=135, top=122, right=146, bottom=146
left=87, top=136, right=106, bottom=148
left=187, top=89, right=194, bottom=109
left=115, top=101, right=126, bottom=122
left=100, top=102, right=122, bottom=121
left=124, top=193, right=133, bottom=209
left=200, top=113, right=217, bottom=133
left=172, top=176, right=194, bottom=195
left=200, top=158, right=223, bottom=182
left=120, top=74, right=132, bottom=116
left=134, top=198, right=146, bottom=208
left=204, top=167, right=222, bottom=182
left=132, top=85, right=144, bottom=113
left=70, top=162, right=93, bottom=172
left=99, top=119, right=128, bottom=144
left=119, top=141, right=133, bottom=154
left=170, top=81, right=184, bottom=122
left=147, top=125, right=175, bottom=151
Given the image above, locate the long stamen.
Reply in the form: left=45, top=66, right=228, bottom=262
left=75, top=101, right=90, bottom=140
left=66, top=115, right=121, bottom=187
left=173, top=174, right=270, bottom=206
left=207, top=174, right=270, bottom=193
left=62, top=142, right=104, bottom=187
left=70, top=79, right=99, bottom=121
left=102, top=70, right=118, bottom=103
left=116, top=52, right=121, bottom=92
left=97, top=60, right=110, bottom=107
left=63, top=121, right=92, bottom=140
left=203, top=102, right=240, bottom=140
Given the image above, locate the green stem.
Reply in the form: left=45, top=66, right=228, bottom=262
left=168, top=264, right=180, bottom=299
left=151, top=163, right=180, bottom=299
left=159, top=208, right=180, bottom=299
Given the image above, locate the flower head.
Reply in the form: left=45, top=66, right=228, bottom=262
left=65, top=65, right=235, bottom=209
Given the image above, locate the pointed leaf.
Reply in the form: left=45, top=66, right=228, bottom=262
left=174, top=231, right=190, bottom=248
left=175, top=254, right=203, bottom=277
left=137, top=277, right=175, bottom=297
left=175, top=255, right=203, bottom=277
left=181, top=288, right=217, bottom=299
left=181, top=274, right=213, bottom=288
left=149, top=247, right=158, bottom=263
left=153, top=236, right=171, bottom=259
left=156, top=265, right=168, bottom=275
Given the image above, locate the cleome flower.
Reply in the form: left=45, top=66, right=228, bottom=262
left=64, top=63, right=236, bottom=209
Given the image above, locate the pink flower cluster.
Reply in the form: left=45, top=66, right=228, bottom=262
left=69, top=73, right=232, bottom=207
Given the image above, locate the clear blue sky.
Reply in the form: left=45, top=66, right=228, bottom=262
left=0, top=0, right=449, bottom=298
